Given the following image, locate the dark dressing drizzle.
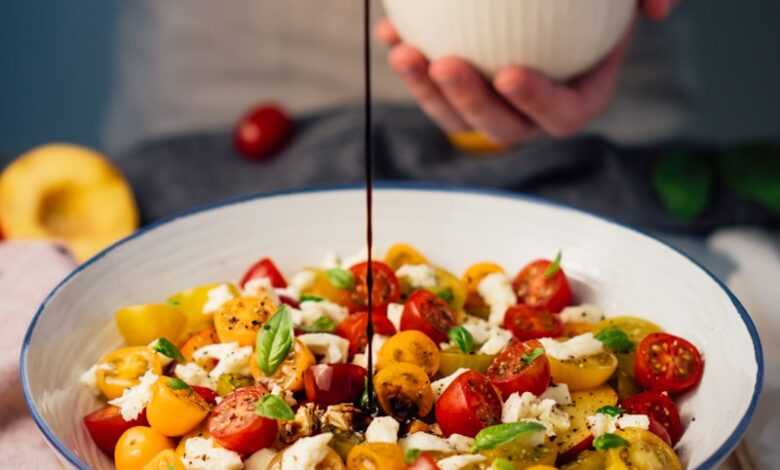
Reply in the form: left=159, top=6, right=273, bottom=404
left=363, top=0, right=376, bottom=413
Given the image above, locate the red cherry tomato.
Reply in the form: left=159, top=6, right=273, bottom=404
left=335, top=311, right=397, bottom=356
left=207, top=385, right=278, bottom=454
left=191, top=385, right=218, bottom=405
left=635, top=333, right=704, bottom=396
left=400, top=290, right=457, bottom=344
left=234, top=104, right=292, bottom=160
left=648, top=416, right=673, bottom=446
left=303, top=363, right=367, bottom=406
left=503, top=304, right=563, bottom=341
left=347, top=261, right=401, bottom=312
left=512, top=259, right=572, bottom=313
left=486, top=339, right=551, bottom=397
left=622, top=391, right=684, bottom=445
left=558, top=435, right=594, bottom=464
left=435, top=370, right=502, bottom=437
left=83, top=406, right=148, bottom=456
left=279, top=296, right=300, bottom=309
left=240, top=257, right=287, bottom=289
left=409, top=453, right=441, bottom=470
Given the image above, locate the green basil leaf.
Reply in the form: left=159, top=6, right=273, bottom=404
left=300, top=316, right=337, bottom=333
left=167, top=298, right=181, bottom=307
left=653, top=151, right=714, bottom=221
left=595, top=327, right=634, bottom=353
left=167, top=377, right=190, bottom=390
left=593, top=433, right=630, bottom=451
left=448, top=326, right=474, bottom=354
left=437, top=288, right=454, bottom=303
left=255, top=394, right=295, bottom=421
left=596, top=405, right=625, bottom=417
left=544, top=251, right=562, bottom=278
left=300, top=294, right=324, bottom=303
left=718, top=144, right=780, bottom=213
left=404, top=448, right=421, bottom=465
left=473, top=421, right=546, bottom=451
left=256, top=305, right=294, bottom=375
left=327, top=268, right=355, bottom=289
left=521, top=347, right=545, bottom=365
left=152, top=337, right=185, bottom=362
left=492, top=458, right=516, bottom=470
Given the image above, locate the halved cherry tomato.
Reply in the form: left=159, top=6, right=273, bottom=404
left=486, top=340, right=550, bottom=397
left=374, top=362, right=434, bottom=420
left=512, top=259, right=572, bottom=313
left=251, top=339, right=316, bottom=392
left=347, top=261, right=401, bottom=312
left=622, top=391, right=683, bottom=445
left=503, top=304, right=563, bottom=341
left=142, top=449, right=185, bottom=470
left=400, top=290, right=456, bottom=344
left=605, top=428, right=682, bottom=470
left=547, top=351, right=618, bottom=391
left=83, top=406, right=148, bottom=456
left=336, top=311, right=397, bottom=356
left=462, top=262, right=504, bottom=319
left=234, top=104, right=293, bottom=160
left=206, top=385, right=278, bottom=454
left=635, top=333, right=704, bottom=395
left=115, top=426, right=174, bottom=470
left=304, top=363, right=367, bottom=406
left=191, top=386, right=218, bottom=405
left=435, top=370, right=502, bottom=437
left=240, top=257, right=287, bottom=289
left=384, top=243, right=429, bottom=270
left=96, top=347, right=163, bottom=400
left=347, top=443, right=406, bottom=470
left=408, top=453, right=440, bottom=470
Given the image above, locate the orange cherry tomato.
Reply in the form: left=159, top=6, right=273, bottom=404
left=114, top=426, right=174, bottom=470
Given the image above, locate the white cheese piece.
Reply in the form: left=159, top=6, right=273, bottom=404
left=79, top=364, right=111, bottom=396
left=461, top=315, right=492, bottom=344
left=341, top=248, right=371, bottom=270
left=437, top=454, right=486, bottom=470
left=447, top=434, right=475, bottom=453
left=587, top=413, right=617, bottom=437
left=298, top=333, right=350, bottom=364
left=396, top=264, right=438, bottom=289
left=539, top=383, right=573, bottom=406
left=617, top=414, right=650, bottom=431
left=175, top=362, right=217, bottom=390
left=243, top=276, right=274, bottom=297
left=202, top=284, right=235, bottom=314
left=274, top=286, right=299, bottom=302
left=479, top=327, right=513, bottom=355
left=559, top=304, right=605, bottom=324
left=182, top=437, right=243, bottom=470
left=352, top=353, right=367, bottom=369
left=290, top=270, right=316, bottom=292
left=281, top=432, right=333, bottom=469
left=108, top=371, right=158, bottom=421
left=147, top=338, right=174, bottom=367
left=387, top=303, right=404, bottom=331
left=351, top=334, right=388, bottom=371
left=299, top=300, right=349, bottom=325
left=193, top=342, right=253, bottom=380
left=501, top=392, right=570, bottom=436
left=431, top=368, right=470, bottom=399
left=320, top=252, right=341, bottom=269
left=366, top=416, right=400, bottom=443
left=477, top=272, right=517, bottom=325
left=399, top=432, right=453, bottom=453
left=538, top=333, right=604, bottom=361
left=244, top=448, right=277, bottom=470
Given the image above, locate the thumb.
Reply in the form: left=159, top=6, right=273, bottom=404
left=643, top=0, right=681, bottom=21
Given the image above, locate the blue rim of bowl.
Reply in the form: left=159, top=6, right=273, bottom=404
left=20, top=181, right=763, bottom=469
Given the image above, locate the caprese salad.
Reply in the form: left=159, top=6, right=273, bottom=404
left=79, top=243, right=704, bottom=470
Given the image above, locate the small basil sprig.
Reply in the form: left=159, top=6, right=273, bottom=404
left=596, top=405, right=625, bottom=417
left=472, top=421, right=546, bottom=452
left=300, top=316, right=337, bottom=333
left=521, top=347, right=545, bottom=365
left=492, top=458, right=516, bottom=470
left=448, top=326, right=474, bottom=354
left=327, top=268, right=355, bottom=289
left=595, top=327, right=634, bottom=353
left=256, top=305, right=294, bottom=375
left=404, top=448, right=421, bottom=464
left=152, top=337, right=185, bottom=362
left=593, top=433, right=629, bottom=451
left=255, top=394, right=295, bottom=420
left=543, top=251, right=563, bottom=278
left=437, top=288, right=454, bottom=303
left=167, top=377, right=190, bottom=390
left=300, top=294, right=324, bottom=303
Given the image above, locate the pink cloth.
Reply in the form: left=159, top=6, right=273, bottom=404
left=0, top=242, right=77, bottom=467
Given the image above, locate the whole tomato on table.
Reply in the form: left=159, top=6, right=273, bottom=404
left=234, top=104, right=293, bottom=160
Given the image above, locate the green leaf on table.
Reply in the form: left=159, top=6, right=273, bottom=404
left=652, top=151, right=714, bottom=221
left=718, top=143, right=780, bottom=213
left=256, top=305, right=294, bottom=375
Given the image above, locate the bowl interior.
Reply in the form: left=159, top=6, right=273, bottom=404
left=22, top=186, right=761, bottom=469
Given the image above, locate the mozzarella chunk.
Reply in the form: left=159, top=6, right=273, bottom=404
left=559, top=304, right=605, bottom=324
left=299, top=300, right=348, bottom=325
left=244, top=448, right=277, bottom=470
left=281, top=432, right=333, bottom=469
left=399, top=432, right=453, bottom=453
left=477, top=272, right=517, bottom=325
left=290, top=270, right=316, bottom=292
left=539, top=383, right=573, bottom=406
left=320, top=252, right=341, bottom=269
left=193, top=342, right=253, bottom=380
left=437, top=455, right=486, bottom=470
left=352, top=333, right=389, bottom=370
left=79, top=364, right=111, bottom=396
left=431, top=368, right=470, bottom=399
left=586, top=413, right=650, bottom=438
left=538, top=333, right=604, bottom=361
left=298, top=333, right=350, bottom=364
left=461, top=315, right=492, bottom=344
left=478, top=327, right=513, bottom=355
left=242, top=276, right=274, bottom=296
left=396, top=264, right=438, bottom=289
left=617, top=414, right=650, bottom=431
left=341, top=248, right=371, bottom=270
left=175, top=362, right=217, bottom=390
left=182, top=437, right=243, bottom=470
left=108, top=371, right=158, bottom=421
left=501, top=392, right=570, bottom=436
left=387, top=303, right=404, bottom=331
left=366, top=416, right=400, bottom=443
left=447, top=434, right=475, bottom=453
left=202, top=284, right=235, bottom=314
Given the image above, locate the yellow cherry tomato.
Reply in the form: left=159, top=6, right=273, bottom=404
left=377, top=330, right=440, bottom=377
left=374, top=362, right=434, bottom=420
left=547, top=351, right=618, bottom=391
left=214, top=293, right=278, bottom=346
left=448, top=131, right=505, bottom=155
left=561, top=450, right=605, bottom=470
left=605, top=428, right=682, bottom=470
left=142, top=449, right=185, bottom=470
left=480, top=434, right=558, bottom=468
left=347, top=443, right=406, bottom=470
left=146, top=377, right=210, bottom=437
left=384, top=243, right=429, bottom=270
left=96, top=347, right=163, bottom=400
left=433, top=266, right=467, bottom=315
left=167, top=283, right=240, bottom=337
left=301, top=269, right=351, bottom=305
left=462, top=262, right=504, bottom=319
left=596, top=316, right=662, bottom=345
left=438, top=349, right=496, bottom=376
left=612, top=351, right=642, bottom=401
left=115, top=304, right=186, bottom=346
left=557, top=386, right=618, bottom=456
left=561, top=321, right=598, bottom=338
left=180, top=327, right=219, bottom=367
left=251, top=339, right=315, bottom=392
left=115, top=426, right=174, bottom=470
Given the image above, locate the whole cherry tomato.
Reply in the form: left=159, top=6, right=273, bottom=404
left=622, top=391, right=684, bottom=444
left=206, top=385, right=278, bottom=454
left=335, top=311, right=397, bottom=356
left=303, top=363, right=367, bottom=406
left=635, top=333, right=704, bottom=395
left=512, top=258, right=572, bottom=313
left=435, top=370, right=502, bottom=437
left=114, top=426, right=173, bottom=470
left=347, top=261, right=401, bottom=312
left=83, top=406, right=148, bottom=456
left=234, top=104, right=292, bottom=160
left=503, top=304, right=563, bottom=341
left=240, top=257, right=287, bottom=289
left=486, top=339, right=550, bottom=397
left=409, top=453, right=441, bottom=470
left=400, top=290, right=456, bottom=344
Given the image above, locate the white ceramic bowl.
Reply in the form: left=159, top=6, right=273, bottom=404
left=22, top=185, right=762, bottom=469
left=383, top=0, right=637, bottom=80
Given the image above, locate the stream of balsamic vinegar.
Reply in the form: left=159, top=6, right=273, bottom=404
left=363, top=0, right=376, bottom=413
